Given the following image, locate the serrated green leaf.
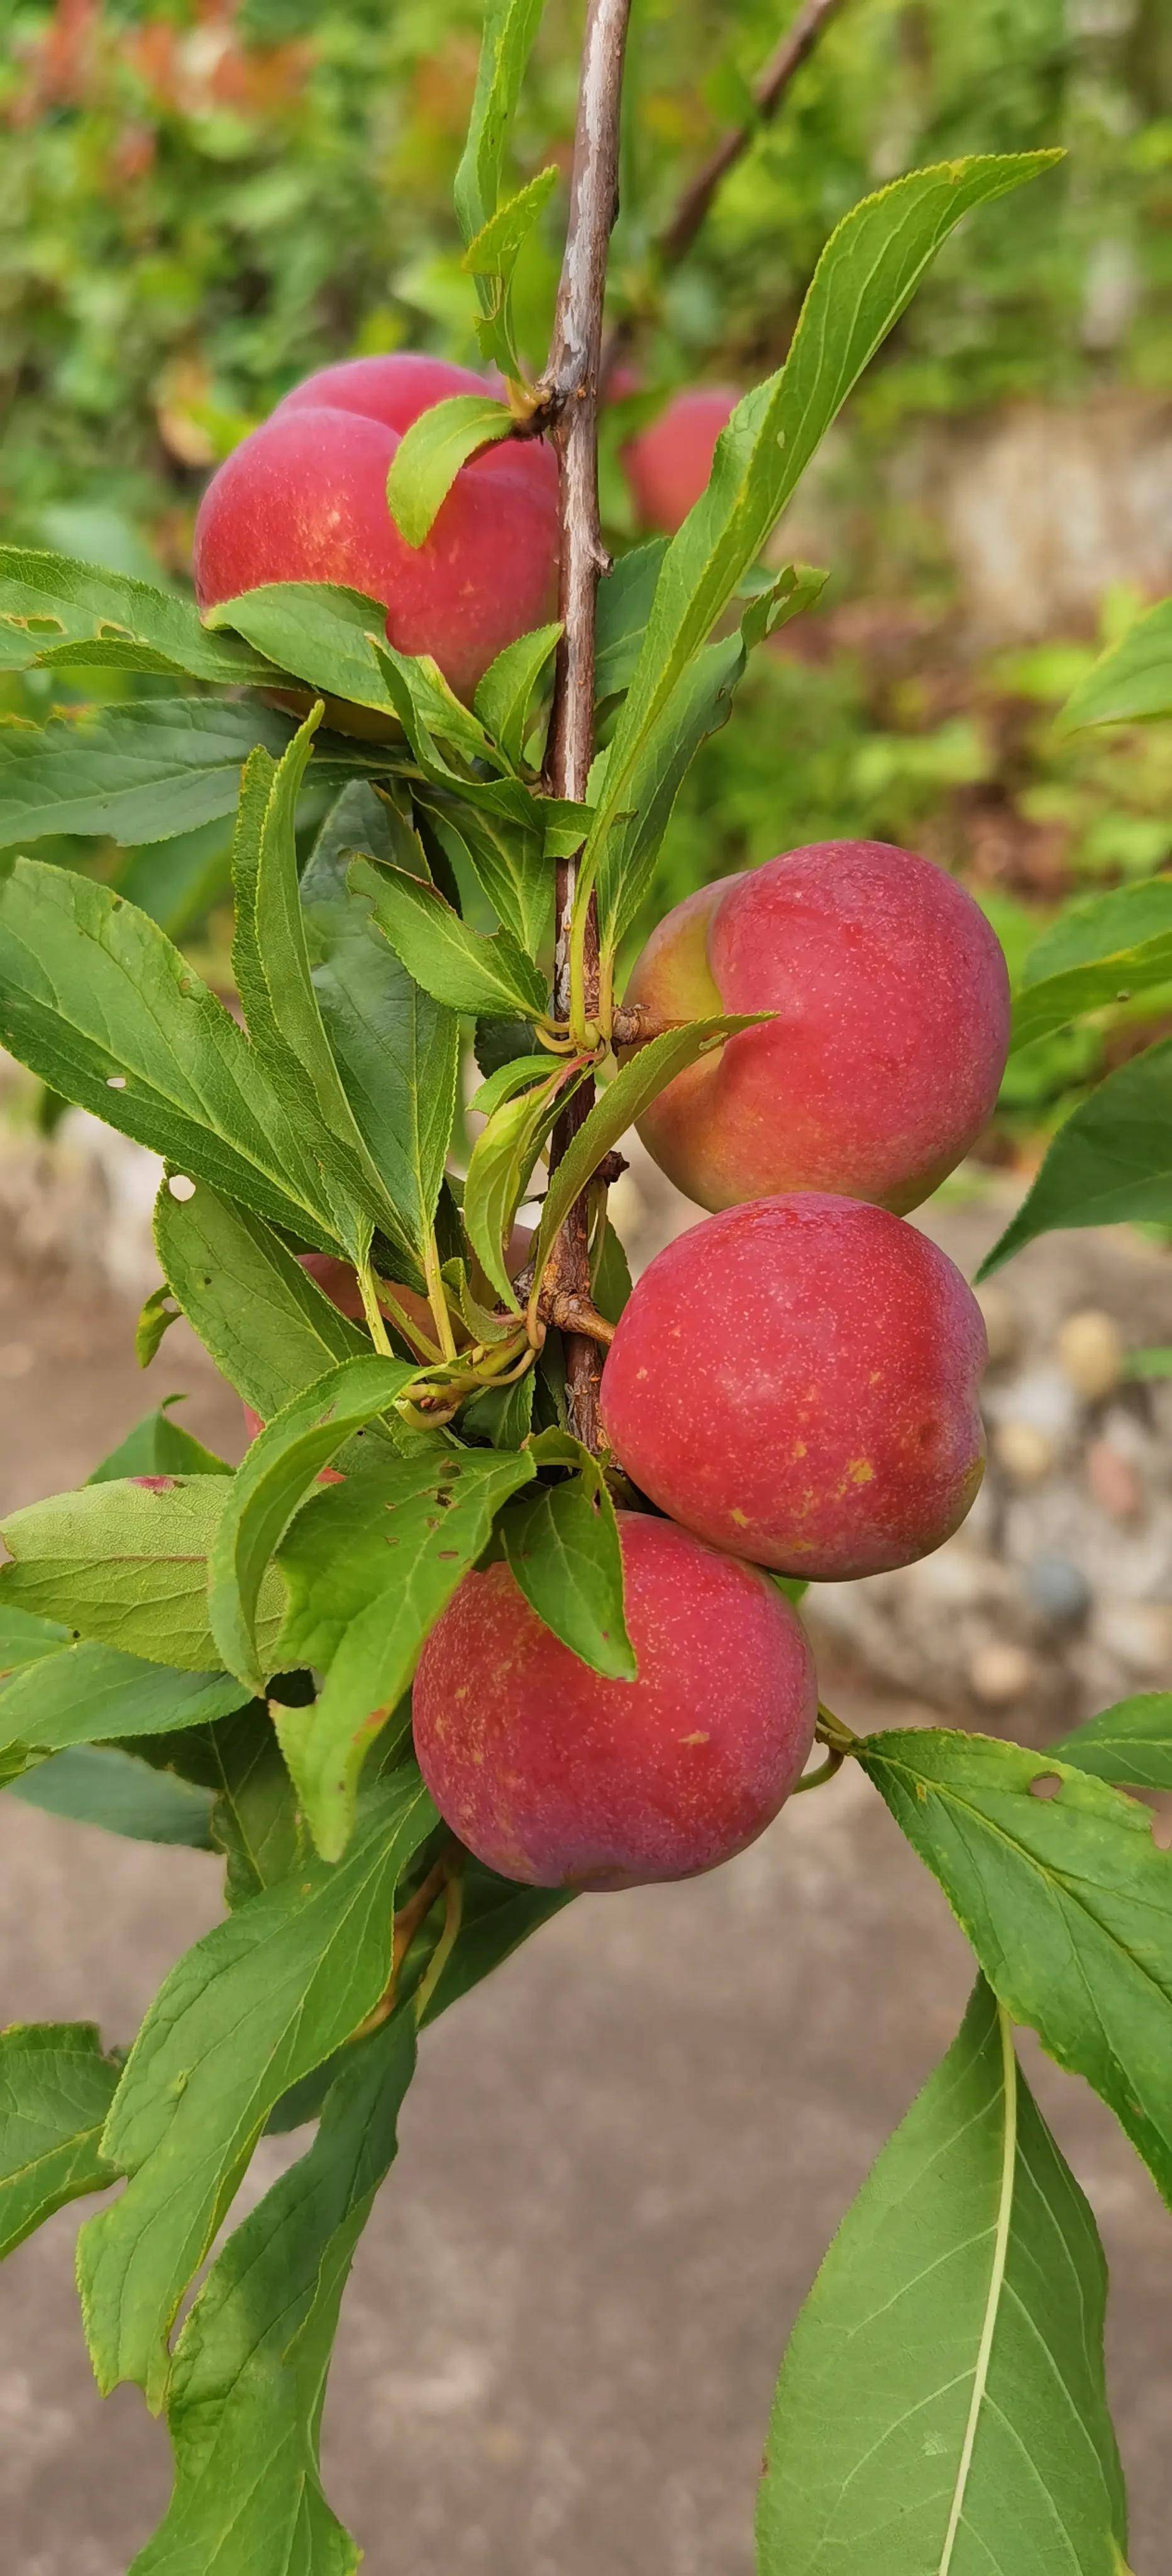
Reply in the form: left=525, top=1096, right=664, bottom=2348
left=0, top=856, right=350, bottom=1250
left=274, top=1446, right=534, bottom=1858
left=155, top=1180, right=366, bottom=1418
left=301, top=785, right=460, bottom=1272
left=8, top=1744, right=216, bottom=1845
left=0, top=1640, right=246, bottom=1764
left=591, top=1218, right=631, bottom=1323
left=978, top=1038, right=1172, bottom=1277
left=77, top=1765, right=435, bottom=2402
left=128, top=2014, right=417, bottom=2576
left=758, top=1979, right=1126, bottom=2576
left=0, top=549, right=274, bottom=684
left=473, top=619, right=562, bottom=769
left=386, top=394, right=516, bottom=547
left=1059, top=597, right=1172, bottom=733
left=454, top=0, right=545, bottom=244
left=88, top=1397, right=231, bottom=1483
left=594, top=540, right=668, bottom=703
left=459, top=1365, right=536, bottom=1450
left=529, top=1016, right=763, bottom=1294
left=1053, top=1694, right=1172, bottom=1790
left=416, top=782, right=553, bottom=958
left=354, top=855, right=547, bottom=1018
left=580, top=156, right=1059, bottom=958
left=206, top=1707, right=306, bottom=1911
left=1012, top=879, right=1172, bottom=1053
left=860, top=1724, right=1172, bottom=2211
left=116, top=818, right=235, bottom=942
left=205, top=580, right=400, bottom=719
left=0, top=2023, right=121, bottom=2258
left=0, top=1478, right=288, bottom=1675
left=0, top=1605, right=71, bottom=1676
left=502, top=1431, right=634, bottom=1678
left=464, top=1059, right=577, bottom=1308
left=0, top=697, right=292, bottom=848
left=209, top=1357, right=420, bottom=1694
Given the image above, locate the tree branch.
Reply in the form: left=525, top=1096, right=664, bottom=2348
left=539, top=0, right=632, bottom=1452
left=658, top=0, right=849, bottom=268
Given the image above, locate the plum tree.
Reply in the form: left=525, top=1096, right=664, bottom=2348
left=624, top=840, right=1011, bottom=1214
left=599, top=1194, right=988, bottom=1579
left=194, top=353, right=560, bottom=702
left=621, top=383, right=739, bottom=531
left=412, top=1509, right=817, bottom=1888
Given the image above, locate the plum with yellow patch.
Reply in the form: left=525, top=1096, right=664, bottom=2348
left=599, top=1196, right=988, bottom=1580
left=194, top=353, right=560, bottom=704
left=623, top=841, right=1010, bottom=1216
left=411, top=1510, right=817, bottom=1889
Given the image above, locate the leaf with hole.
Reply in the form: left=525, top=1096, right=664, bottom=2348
left=0, top=549, right=274, bottom=684
left=860, top=1724, right=1172, bottom=2211
left=758, top=1979, right=1126, bottom=2575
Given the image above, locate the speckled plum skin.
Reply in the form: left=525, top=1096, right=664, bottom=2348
left=599, top=1196, right=988, bottom=1581
left=624, top=841, right=1010, bottom=1216
left=194, top=354, right=560, bottom=704
left=622, top=386, right=739, bottom=533
left=411, top=1511, right=817, bottom=1890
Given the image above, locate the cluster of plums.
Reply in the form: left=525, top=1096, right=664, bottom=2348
left=198, top=355, right=1009, bottom=1896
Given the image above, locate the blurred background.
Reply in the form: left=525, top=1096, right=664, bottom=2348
left=1, top=0, right=1171, bottom=2567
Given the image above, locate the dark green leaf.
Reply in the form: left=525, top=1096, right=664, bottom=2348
left=205, top=580, right=397, bottom=718
left=206, top=1708, right=306, bottom=1911
left=758, top=1979, right=1126, bottom=2576
left=0, top=1640, right=246, bottom=1762
left=354, top=856, right=547, bottom=1018
left=461, top=167, right=560, bottom=373
left=591, top=1218, right=631, bottom=1323
left=386, top=394, right=516, bottom=547
left=0, top=549, right=273, bottom=684
left=129, top=2014, right=417, bottom=2576
left=0, top=1477, right=288, bottom=1675
left=116, top=818, right=235, bottom=943
left=529, top=1016, right=763, bottom=1292
left=301, top=785, right=460, bottom=1274
left=860, top=1724, right=1172, bottom=2210
left=460, top=1366, right=536, bottom=1450
left=8, top=1745, right=215, bottom=1846
left=464, top=1059, right=577, bottom=1307
left=154, top=1179, right=367, bottom=1418
left=209, top=1356, right=420, bottom=1693
left=77, top=1765, right=435, bottom=2402
left=275, top=1446, right=534, bottom=1858
left=978, top=1040, right=1172, bottom=1276
left=88, top=1397, right=231, bottom=1483
left=415, top=782, right=552, bottom=958
left=454, top=0, right=546, bottom=240
left=1053, top=1694, right=1172, bottom=1791
left=473, top=619, right=562, bottom=769
left=593, top=540, right=668, bottom=703
left=502, top=1431, right=634, bottom=1678
left=1012, top=879, right=1172, bottom=1053
left=0, top=2023, right=120, bottom=2258
left=0, top=857, right=349, bottom=1250
left=1059, top=598, right=1172, bottom=732
left=0, top=697, right=296, bottom=848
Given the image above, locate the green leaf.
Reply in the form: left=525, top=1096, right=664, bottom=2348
left=502, top=1431, right=634, bottom=1678
left=594, top=540, right=668, bottom=703
left=0, top=2023, right=120, bottom=2258
left=1059, top=597, right=1172, bottom=732
left=0, top=549, right=274, bottom=685
left=860, top=1724, right=1172, bottom=2211
left=135, top=1285, right=180, bottom=1370
left=978, top=1039, right=1172, bottom=1277
left=0, top=697, right=296, bottom=848
left=1011, top=879, right=1172, bottom=1053
left=209, top=1357, right=420, bottom=1694
left=206, top=1707, right=306, bottom=1911
left=464, top=1058, right=578, bottom=1308
left=592, top=1217, right=631, bottom=1323
left=88, top=1397, right=231, bottom=1483
left=418, top=1860, right=570, bottom=2023
left=0, top=1640, right=246, bottom=1763
left=116, top=818, right=235, bottom=943
left=0, top=1605, right=71, bottom=1675
left=0, top=1477, right=288, bottom=1675
left=274, top=1446, right=534, bottom=1858
left=474, top=619, right=562, bottom=769
left=8, top=1744, right=216, bottom=1846
left=77, top=1765, right=435, bottom=2402
left=301, top=785, right=460, bottom=1274
left=454, top=0, right=546, bottom=242
left=460, top=1366, right=536, bottom=1450
left=386, top=394, right=516, bottom=547
left=128, top=2014, right=417, bottom=2576
left=370, top=633, right=506, bottom=771
left=758, top=1979, right=1126, bottom=2576
left=205, top=580, right=399, bottom=719
left=354, top=856, right=548, bottom=1018
left=581, top=157, right=1059, bottom=940
left=0, top=857, right=350, bottom=1250
left=529, top=1016, right=763, bottom=1292
left=1053, top=1694, right=1172, bottom=1791
left=416, top=783, right=553, bottom=958
left=155, top=1180, right=368, bottom=1419
left=461, top=167, right=560, bottom=374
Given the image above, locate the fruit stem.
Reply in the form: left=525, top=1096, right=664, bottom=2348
left=539, top=0, right=632, bottom=1453
left=815, top=1701, right=861, bottom=1757
left=357, top=1256, right=394, bottom=1357
left=792, top=1746, right=844, bottom=1796
left=413, top=1855, right=466, bottom=2023
left=423, top=1226, right=460, bottom=1363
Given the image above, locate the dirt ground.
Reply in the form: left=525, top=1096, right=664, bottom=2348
left=1, top=1262, right=1171, bottom=2575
